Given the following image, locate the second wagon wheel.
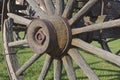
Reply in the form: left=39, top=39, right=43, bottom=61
left=2, top=0, right=120, bottom=80
left=99, top=29, right=120, bottom=55
left=97, top=1, right=120, bottom=55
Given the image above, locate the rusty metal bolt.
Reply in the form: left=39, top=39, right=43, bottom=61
left=35, top=29, right=46, bottom=45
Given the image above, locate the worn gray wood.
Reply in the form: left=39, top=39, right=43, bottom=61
left=7, top=13, right=31, bottom=26
left=36, top=0, right=47, bottom=11
left=72, top=19, right=120, bottom=35
left=69, top=0, right=98, bottom=25
left=44, top=0, right=55, bottom=14
left=55, top=0, right=64, bottom=15
left=68, top=48, right=99, bottom=80
left=62, top=55, right=76, bottom=80
left=16, top=54, right=43, bottom=76
left=3, top=19, right=24, bottom=80
left=3, top=19, right=18, bottom=80
left=8, top=39, right=28, bottom=47
left=54, top=59, right=62, bottom=80
left=72, top=39, right=120, bottom=66
left=26, top=0, right=48, bottom=19
left=38, top=54, right=52, bottom=80
left=62, top=0, right=75, bottom=18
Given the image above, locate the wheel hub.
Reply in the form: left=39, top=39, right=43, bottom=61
left=35, top=28, right=46, bottom=44
left=27, top=16, right=72, bottom=58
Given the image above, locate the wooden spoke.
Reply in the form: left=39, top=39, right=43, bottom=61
left=36, top=0, right=47, bottom=11
left=72, top=19, right=120, bottom=35
left=8, top=39, right=28, bottom=47
left=68, top=0, right=98, bottom=25
left=68, top=48, right=99, bottom=80
left=72, top=39, right=120, bottom=66
left=26, top=0, right=48, bottom=19
left=7, top=13, right=31, bottom=26
left=44, top=0, right=55, bottom=14
left=38, top=54, right=53, bottom=80
left=55, top=0, right=64, bottom=15
left=16, top=54, right=43, bottom=76
left=3, top=19, right=24, bottom=80
left=62, top=0, right=75, bottom=18
left=62, top=55, right=76, bottom=80
left=54, top=59, right=62, bottom=80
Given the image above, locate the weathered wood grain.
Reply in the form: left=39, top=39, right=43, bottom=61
left=8, top=39, right=28, bottom=47
left=62, top=55, right=76, bottom=80
left=72, top=39, right=120, bottom=66
left=55, top=0, right=64, bottom=15
left=62, top=0, right=75, bottom=18
left=7, top=13, right=31, bottom=26
left=54, top=59, right=62, bottom=80
left=38, top=54, right=53, bottom=80
left=72, top=19, right=120, bottom=35
left=68, top=48, right=99, bottom=80
left=16, top=54, right=43, bottom=76
left=44, top=0, right=55, bottom=14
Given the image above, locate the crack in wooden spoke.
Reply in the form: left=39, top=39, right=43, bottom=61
left=62, top=55, right=76, bottom=80
left=44, top=0, right=55, bottom=14
left=38, top=54, right=53, bottom=80
left=55, top=0, right=64, bottom=15
left=8, top=39, right=28, bottom=47
left=16, top=54, right=43, bottom=76
left=72, top=19, right=120, bottom=35
left=26, top=0, right=48, bottom=19
left=54, top=59, right=62, bottom=80
left=7, top=13, right=31, bottom=26
left=68, top=48, right=99, bottom=80
left=62, top=0, right=75, bottom=18
left=68, top=0, right=98, bottom=25
left=72, top=39, right=120, bottom=66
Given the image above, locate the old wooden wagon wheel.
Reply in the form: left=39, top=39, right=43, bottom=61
left=2, top=0, right=120, bottom=80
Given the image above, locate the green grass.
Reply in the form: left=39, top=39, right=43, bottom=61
left=0, top=31, right=120, bottom=80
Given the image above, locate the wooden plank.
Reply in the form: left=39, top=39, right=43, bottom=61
left=3, top=19, right=24, bottom=79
